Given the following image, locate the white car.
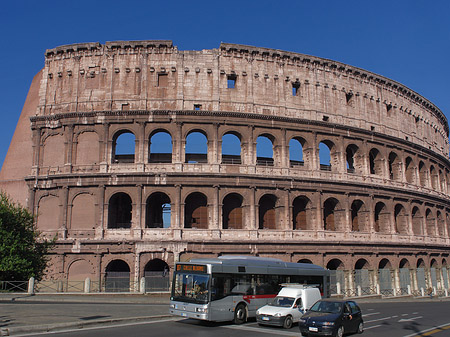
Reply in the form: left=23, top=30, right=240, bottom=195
left=256, top=285, right=322, bottom=329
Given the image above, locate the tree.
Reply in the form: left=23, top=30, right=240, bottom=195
left=0, top=191, right=54, bottom=281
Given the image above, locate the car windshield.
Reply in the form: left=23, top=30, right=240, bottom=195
left=172, top=273, right=210, bottom=304
left=309, top=301, right=342, bottom=314
left=269, top=296, right=295, bottom=307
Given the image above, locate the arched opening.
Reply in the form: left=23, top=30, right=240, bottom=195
left=405, top=157, right=415, bottom=184
left=112, top=131, right=135, bottom=163
left=323, top=198, right=339, bottom=231
left=319, top=141, right=333, bottom=171
left=399, top=259, right=411, bottom=295
left=369, top=148, right=383, bottom=176
left=419, top=161, right=427, bottom=187
left=185, top=131, right=208, bottom=163
left=222, top=193, right=243, bottom=229
left=326, top=259, right=345, bottom=296
left=416, top=258, right=427, bottom=291
left=351, top=200, right=367, bottom=232
left=292, top=196, right=310, bottom=230
left=68, top=259, right=93, bottom=282
left=297, top=259, right=313, bottom=264
left=259, top=194, right=277, bottom=229
left=108, top=193, right=132, bottom=229
left=378, top=258, right=393, bottom=296
left=75, top=131, right=99, bottom=165
left=70, top=193, right=95, bottom=232
left=394, top=204, right=408, bottom=234
left=221, top=132, right=241, bottom=164
left=426, top=208, right=436, bottom=236
left=412, top=206, right=423, bottom=235
left=256, top=134, right=274, bottom=166
left=289, top=137, right=305, bottom=167
left=346, top=144, right=359, bottom=173
left=184, top=192, right=208, bottom=229
left=430, top=165, right=439, bottom=190
left=145, top=192, right=171, bottom=228
left=354, top=259, right=371, bottom=295
left=105, top=260, right=130, bottom=292
left=430, top=258, right=439, bottom=290
left=149, top=131, right=172, bottom=163
left=389, top=152, right=401, bottom=181
left=374, top=202, right=389, bottom=233
left=144, top=259, right=170, bottom=292
left=437, top=211, right=445, bottom=237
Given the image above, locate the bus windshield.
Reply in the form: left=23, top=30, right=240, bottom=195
left=172, top=272, right=210, bottom=304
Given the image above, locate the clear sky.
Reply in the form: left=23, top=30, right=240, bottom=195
left=1, top=0, right=449, bottom=169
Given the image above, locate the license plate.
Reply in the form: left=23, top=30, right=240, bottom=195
left=262, top=317, right=269, bottom=321
left=309, top=327, right=318, bottom=332
left=181, top=313, right=187, bottom=317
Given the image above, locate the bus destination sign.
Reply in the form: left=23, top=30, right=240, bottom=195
left=176, top=264, right=207, bottom=273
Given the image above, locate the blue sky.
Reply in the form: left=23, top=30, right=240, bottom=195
left=1, top=0, right=450, bottom=169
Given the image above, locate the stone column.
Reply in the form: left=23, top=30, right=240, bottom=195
left=97, top=185, right=106, bottom=238
left=316, top=191, right=323, bottom=231
left=61, top=186, right=69, bottom=239
left=65, top=125, right=74, bottom=173
left=284, top=188, right=291, bottom=230
left=135, top=185, right=143, bottom=235
left=213, top=185, right=221, bottom=229
left=250, top=186, right=257, bottom=230
left=138, top=122, right=146, bottom=164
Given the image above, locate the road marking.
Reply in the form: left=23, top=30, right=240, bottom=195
left=402, top=322, right=450, bottom=337
left=365, top=315, right=399, bottom=323
left=365, top=324, right=384, bottom=330
left=402, top=313, right=409, bottom=316
left=398, top=316, right=423, bottom=322
left=363, top=312, right=381, bottom=317
left=224, top=324, right=299, bottom=336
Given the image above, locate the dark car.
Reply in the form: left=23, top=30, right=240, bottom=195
left=298, top=299, right=363, bottom=337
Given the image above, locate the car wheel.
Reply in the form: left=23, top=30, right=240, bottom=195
left=233, top=304, right=247, bottom=324
left=335, top=326, right=344, bottom=337
left=283, top=315, right=293, bottom=329
left=357, top=321, right=364, bottom=334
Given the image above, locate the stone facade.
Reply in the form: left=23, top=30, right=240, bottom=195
left=1, top=41, right=450, bottom=294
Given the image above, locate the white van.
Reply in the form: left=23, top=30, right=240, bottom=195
left=256, top=285, right=322, bottom=329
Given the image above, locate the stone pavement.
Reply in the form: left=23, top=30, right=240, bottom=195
left=0, top=293, right=171, bottom=336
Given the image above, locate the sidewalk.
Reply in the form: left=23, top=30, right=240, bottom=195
left=0, top=293, right=172, bottom=336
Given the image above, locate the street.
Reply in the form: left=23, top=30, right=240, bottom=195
left=9, top=300, right=450, bottom=337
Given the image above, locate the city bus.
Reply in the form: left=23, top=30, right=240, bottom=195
left=169, top=255, right=329, bottom=323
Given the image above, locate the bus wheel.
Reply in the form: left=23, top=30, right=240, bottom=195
left=233, top=304, right=247, bottom=324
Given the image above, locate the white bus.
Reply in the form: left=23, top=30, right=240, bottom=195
left=169, top=256, right=329, bottom=323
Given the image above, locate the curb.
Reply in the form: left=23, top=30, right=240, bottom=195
left=0, top=314, right=173, bottom=336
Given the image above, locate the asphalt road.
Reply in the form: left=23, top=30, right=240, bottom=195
left=10, top=300, right=450, bottom=337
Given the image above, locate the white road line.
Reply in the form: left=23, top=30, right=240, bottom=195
left=365, top=315, right=399, bottom=323
left=402, top=321, right=450, bottom=337
left=224, top=324, right=299, bottom=336
left=398, top=316, right=423, bottom=322
left=401, top=313, right=409, bottom=316
left=365, top=324, right=384, bottom=330
left=362, top=312, right=381, bottom=317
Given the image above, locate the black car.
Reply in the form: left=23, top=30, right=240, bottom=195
left=298, top=299, right=364, bottom=337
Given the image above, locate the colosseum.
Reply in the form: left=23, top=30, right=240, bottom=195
left=1, top=40, right=450, bottom=296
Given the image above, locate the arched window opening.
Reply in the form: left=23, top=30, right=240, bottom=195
left=405, top=157, right=415, bottom=184
left=374, top=202, right=389, bottom=233
left=419, top=161, right=427, bottom=187
left=108, top=193, right=132, bottom=229
left=389, top=152, right=401, bottom=181
left=319, top=141, right=332, bottom=171
left=185, top=131, right=208, bottom=163
left=323, top=198, right=339, bottom=231
left=222, top=193, right=243, bottom=229
left=146, top=192, right=171, bottom=228
left=379, top=259, right=392, bottom=270
left=144, top=259, right=170, bottom=292
left=327, top=259, right=345, bottom=270
left=185, top=192, right=208, bottom=229
left=394, top=204, right=408, bottom=234
left=259, top=194, right=277, bottom=229
left=346, top=144, right=359, bottom=173
left=222, top=133, right=241, bottom=164
left=378, top=258, right=393, bottom=295
left=417, top=259, right=425, bottom=269
left=369, top=148, right=382, bottom=175
left=327, top=259, right=345, bottom=296
left=297, top=259, right=313, bottom=264
left=439, top=170, right=445, bottom=192
left=437, top=211, right=445, bottom=237
left=149, top=131, right=172, bottom=163
left=430, top=165, right=439, bottom=190
left=105, top=260, right=130, bottom=292
left=289, top=137, right=305, bottom=167
left=412, top=207, right=423, bottom=235
left=256, top=135, right=274, bottom=166
left=355, top=259, right=370, bottom=270
left=113, top=131, right=135, bottom=163
left=293, top=196, right=310, bottom=230
left=399, top=259, right=410, bottom=269
left=426, top=209, right=436, bottom=236
left=351, top=200, right=367, bottom=232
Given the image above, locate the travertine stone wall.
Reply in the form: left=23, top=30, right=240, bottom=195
left=1, top=41, right=450, bottom=287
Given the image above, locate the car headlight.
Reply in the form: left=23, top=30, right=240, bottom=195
left=273, top=313, right=282, bottom=317
left=195, top=307, right=208, bottom=313
left=322, top=321, right=335, bottom=326
left=169, top=304, right=176, bottom=309
left=256, top=310, right=260, bottom=315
